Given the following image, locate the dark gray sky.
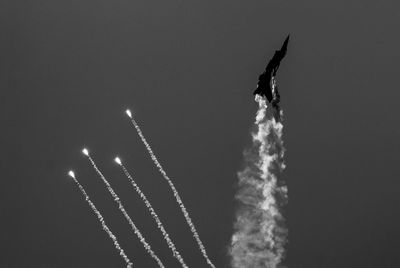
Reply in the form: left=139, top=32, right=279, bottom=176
left=2, top=0, right=400, bottom=267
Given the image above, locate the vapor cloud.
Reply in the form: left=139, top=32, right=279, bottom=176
left=230, top=94, right=288, bottom=268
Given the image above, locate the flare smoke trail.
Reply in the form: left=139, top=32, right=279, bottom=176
left=230, top=88, right=288, bottom=267
left=125, top=110, right=216, bottom=268
left=82, top=149, right=165, bottom=268
left=68, top=171, right=133, bottom=268
left=115, top=157, right=188, bottom=268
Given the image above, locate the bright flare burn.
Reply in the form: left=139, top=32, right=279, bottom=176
left=126, top=114, right=216, bottom=268
left=68, top=170, right=75, bottom=179
left=114, top=157, right=122, bottom=165
left=126, top=109, right=132, bottom=118
left=230, top=93, right=288, bottom=268
left=68, top=171, right=133, bottom=268
left=83, top=153, right=165, bottom=268
left=116, top=160, right=188, bottom=268
left=82, top=148, right=89, bottom=156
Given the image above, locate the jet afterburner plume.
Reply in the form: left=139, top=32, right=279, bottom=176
left=68, top=171, right=133, bottom=268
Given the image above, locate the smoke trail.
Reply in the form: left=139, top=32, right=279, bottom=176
left=114, top=157, right=188, bottom=268
left=230, top=87, right=288, bottom=267
left=82, top=149, right=165, bottom=268
left=125, top=110, right=216, bottom=268
left=67, top=171, right=133, bottom=268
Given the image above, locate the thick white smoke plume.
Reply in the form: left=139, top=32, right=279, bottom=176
left=115, top=157, right=188, bottom=268
left=230, top=92, right=288, bottom=268
left=68, top=171, right=133, bottom=268
left=126, top=111, right=216, bottom=268
left=83, top=150, right=166, bottom=268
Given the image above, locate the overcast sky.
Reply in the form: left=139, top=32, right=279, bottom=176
left=2, top=0, right=400, bottom=267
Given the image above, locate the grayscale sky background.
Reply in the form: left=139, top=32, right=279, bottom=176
left=2, top=0, right=400, bottom=267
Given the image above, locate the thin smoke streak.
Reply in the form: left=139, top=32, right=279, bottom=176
left=82, top=150, right=165, bottom=268
left=115, top=158, right=188, bottom=268
left=126, top=111, right=216, bottom=268
left=230, top=83, right=287, bottom=268
left=68, top=171, right=133, bottom=268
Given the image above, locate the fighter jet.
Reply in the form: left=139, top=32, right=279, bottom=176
left=253, top=35, right=289, bottom=103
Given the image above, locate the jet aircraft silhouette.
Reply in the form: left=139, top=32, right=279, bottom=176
left=253, top=35, right=289, bottom=103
